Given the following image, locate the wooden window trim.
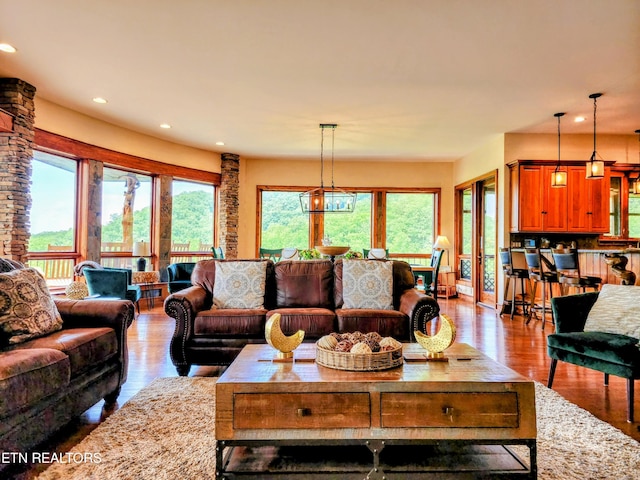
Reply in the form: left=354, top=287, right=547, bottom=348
left=256, top=185, right=441, bottom=255
left=35, top=129, right=220, bottom=185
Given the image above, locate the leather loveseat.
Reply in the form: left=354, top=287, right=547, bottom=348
left=0, top=261, right=133, bottom=466
left=164, top=258, right=439, bottom=375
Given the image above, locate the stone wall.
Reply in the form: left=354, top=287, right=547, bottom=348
left=219, top=153, right=239, bottom=259
left=0, top=78, right=36, bottom=262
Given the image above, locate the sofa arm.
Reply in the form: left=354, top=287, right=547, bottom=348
left=550, top=291, right=599, bottom=333
left=163, top=286, right=210, bottom=370
left=54, top=297, right=134, bottom=384
left=398, top=289, right=440, bottom=338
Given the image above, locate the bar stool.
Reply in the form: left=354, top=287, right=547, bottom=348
left=551, top=248, right=602, bottom=295
left=499, top=248, right=531, bottom=321
left=524, top=248, right=559, bottom=330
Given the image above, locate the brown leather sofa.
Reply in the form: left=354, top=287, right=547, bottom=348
left=164, top=258, right=439, bottom=375
left=0, top=293, right=133, bottom=465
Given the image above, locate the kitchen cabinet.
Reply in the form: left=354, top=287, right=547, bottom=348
left=566, top=166, right=609, bottom=233
left=514, top=165, right=567, bottom=232
left=510, top=162, right=609, bottom=233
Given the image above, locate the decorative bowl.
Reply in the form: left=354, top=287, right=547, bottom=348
left=315, top=246, right=350, bottom=257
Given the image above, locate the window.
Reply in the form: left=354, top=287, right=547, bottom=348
left=171, top=180, right=215, bottom=256
left=28, top=152, right=77, bottom=252
left=27, top=151, right=78, bottom=286
left=460, top=187, right=472, bottom=280
left=260, top=190, right=310, bottom=249
left=323, top=193, right=371, bottom=251
left=606, top=171, right=640, bottom=240
left=386, top=192, right=436, bottom=255
left=257, top=187, right=440, bottom=260
left=101, top=167, right=152, bottom=267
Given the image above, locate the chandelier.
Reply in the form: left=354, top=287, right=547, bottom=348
left=299, top=124, right=356, bottom=214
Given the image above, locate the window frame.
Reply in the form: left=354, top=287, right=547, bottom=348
left=29, top=129, right=220, bottom=288
left=256, top=185, right=440, bottom=259
left=602, top=167, right=640, bottom=243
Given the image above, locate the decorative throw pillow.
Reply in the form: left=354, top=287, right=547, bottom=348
left=213, top=261, right=267, bottom=309
left=584, top=284, right=640, bottom=339
left=0, top=268, right=63, bottom=344
left=342, top=259, right=393, bottom=310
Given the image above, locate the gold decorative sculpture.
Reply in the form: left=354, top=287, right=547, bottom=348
left=414, top=314, right=456, bottom=361
left=265, top=313, right=305, bottom=360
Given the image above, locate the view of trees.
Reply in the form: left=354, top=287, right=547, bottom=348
left=261, top=191, right=436, bottom=254
left=30, top=190, right=214, bottom=251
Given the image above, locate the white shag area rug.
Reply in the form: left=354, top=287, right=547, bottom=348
left=36, top=377, right=640, bottom=480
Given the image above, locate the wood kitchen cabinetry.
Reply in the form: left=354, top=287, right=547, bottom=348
left=512, top=164, right=567, bottom=232
left=510, top=161, right=609, bottom=233
left=566, top=166, right=609, bottom=233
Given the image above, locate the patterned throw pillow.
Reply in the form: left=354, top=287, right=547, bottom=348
left=342, top=260, right=393, bottom=310
left=0, top=268, right=64, bottom=344
left=584, top=284, right=640, bottom=339
left=213, top=261, right=267, bottom=309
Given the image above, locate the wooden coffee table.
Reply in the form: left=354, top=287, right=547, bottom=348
left=215, top=343, right=537, bottom=479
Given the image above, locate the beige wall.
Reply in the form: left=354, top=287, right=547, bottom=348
left=35, top=98, right=220, bottom=171
left=504, top=132, right=637, bottom=165
left=240, top=157, right=455, bottom=258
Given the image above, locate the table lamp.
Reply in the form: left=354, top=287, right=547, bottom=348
left=433, top=235, right=451, bottom=270
left=133, top=241, right=151, bottom=272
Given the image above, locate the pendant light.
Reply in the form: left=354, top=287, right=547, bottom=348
left=299, top=124, right=357, bottom=214
left=633, top=129, right=640, bottom=195
left=551, top=112, right=567, bottom=187
left=586, top=92, right=605, bottom=179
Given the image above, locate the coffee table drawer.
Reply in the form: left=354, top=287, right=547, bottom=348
left=234, top=393, right=371, bottom=429
left=381, top=392, right=519, bottom=428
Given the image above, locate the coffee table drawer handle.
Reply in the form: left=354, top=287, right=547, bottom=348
left=297, top=408, right=311, bottom=417
left=443, top=407, right=454, bottom=422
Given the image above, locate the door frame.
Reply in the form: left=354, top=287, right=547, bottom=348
left=455, top=170, right=498, bottom=309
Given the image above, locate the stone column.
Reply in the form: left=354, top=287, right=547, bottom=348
left=219, top=153, right=239, bottom=259
left=0, top=78, right=36, bottom=262
left=156, top=175, right=173, bottom=280
left=85, top=160, right=103, bottom=262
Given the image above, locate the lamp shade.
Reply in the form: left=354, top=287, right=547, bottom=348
left=132, top=241, right=150, bottom=257
left=433, top=235, right=451, bottom=250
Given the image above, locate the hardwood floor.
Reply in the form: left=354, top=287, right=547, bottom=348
left=9, top=295, right=640, bottom=478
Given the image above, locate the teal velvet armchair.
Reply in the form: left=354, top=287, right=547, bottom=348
left=547, top=292, right=640, bottom=422
left=84, top=267, right=142, bottom=313
left=167, top=262, right=196, bottom=293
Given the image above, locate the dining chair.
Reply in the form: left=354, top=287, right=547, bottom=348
left=281, top=248, right=299, bottom=260
left=367, top=248, right=388, bottom=259
left=259, top=247, right=282, bottom=262
left=362, top=248, right=389, bottom=259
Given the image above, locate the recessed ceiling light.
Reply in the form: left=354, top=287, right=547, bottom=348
left=159, top=123, right=171, bottom=129
left=574, top=116, right=586, bottom=123
left=215, top=141, right=225, bottom=146
left=92, top=97, right=108, bottom=104
left=0, top=43, right=17, bottom=53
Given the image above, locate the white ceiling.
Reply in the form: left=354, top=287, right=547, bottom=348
left=1, top=0, right=639, bottom=161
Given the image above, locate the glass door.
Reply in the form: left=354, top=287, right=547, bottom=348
left=478, top=178, right=496, bottom=307
left=455, top=171, right=497, bottom=308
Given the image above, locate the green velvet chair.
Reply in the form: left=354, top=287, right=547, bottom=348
left=167, top=262, right=196, bottom=293
left=547, top=292, right=640, bottom=422
left=84, top=267, right=142, bottom=313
